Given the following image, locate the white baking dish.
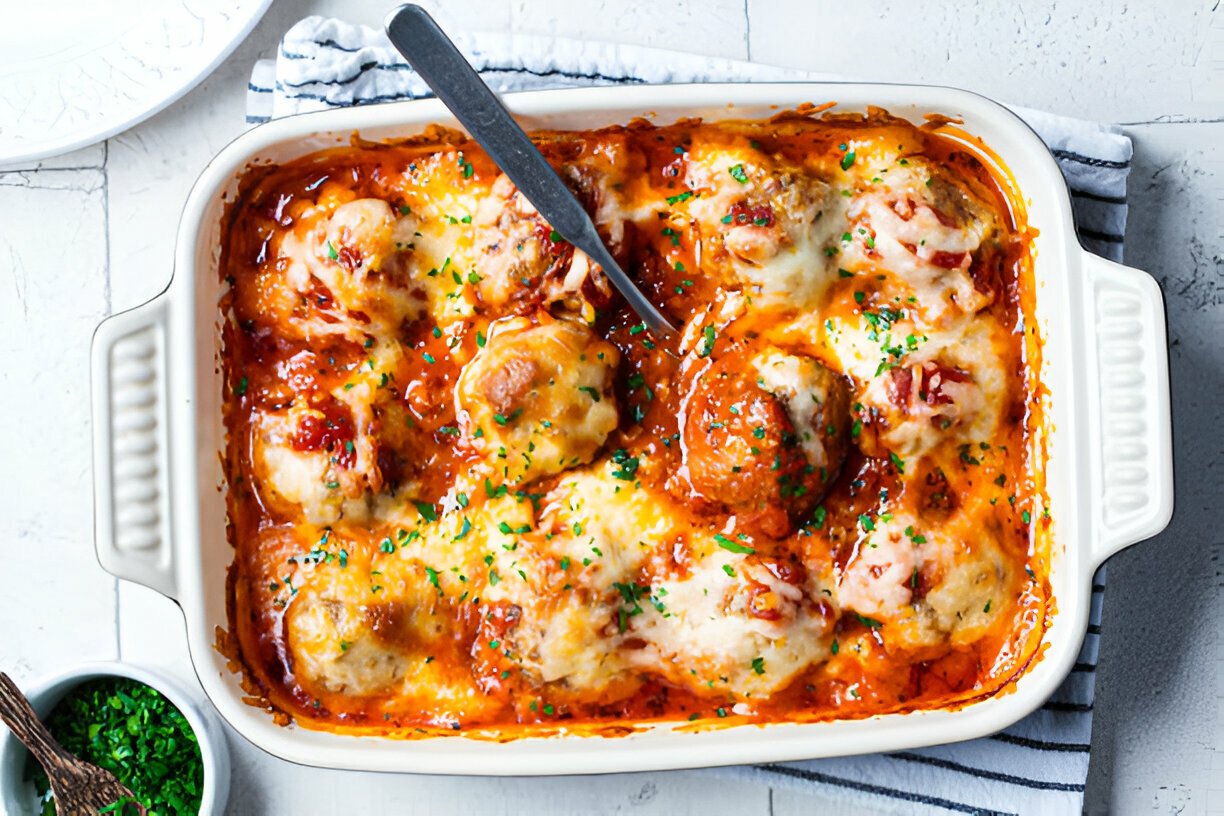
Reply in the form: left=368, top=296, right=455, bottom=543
left=89, top=83, right=1173, bottom=774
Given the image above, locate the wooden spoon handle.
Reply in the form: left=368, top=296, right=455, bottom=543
left=0, top=671, right=70, bottom=771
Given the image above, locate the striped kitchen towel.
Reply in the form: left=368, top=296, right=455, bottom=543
left=247, top=16, right=1132, bottom=814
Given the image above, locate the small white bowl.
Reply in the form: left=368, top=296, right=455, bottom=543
left=0, top=662, right=230, bottom=816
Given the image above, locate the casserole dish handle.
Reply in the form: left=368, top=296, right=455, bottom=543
left=91, top=295, right=177, bottom=599
left=1083, top=253, right=1174, bottom=567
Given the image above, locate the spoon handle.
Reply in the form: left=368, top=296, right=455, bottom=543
left=384, top=4, right=677, bottom=337
left=0, top=671, right=70, bottom=772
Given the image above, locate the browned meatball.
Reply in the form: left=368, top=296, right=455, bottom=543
left=680, top=353, right=849, bottom=536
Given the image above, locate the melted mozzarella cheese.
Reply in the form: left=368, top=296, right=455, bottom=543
left=252, top=407, right=348, bottom=525
left=278, top=199, right=428, bottom=335
left=841, top=162, right=997, bottom=326
left=836, top=513, right=920, bottom=619
left=455, top=318, right=620, bottom=486
left=836, top=507, right=1013, bottom=651
left=752, top=350, right=841, bottom=470
left=629, top=545, right=836, bottom=696
left=480, top=470, right=667, bottom=689
left=826, top=310, right=1006, bottom=459
left=682, top=140, right=843, bottom=307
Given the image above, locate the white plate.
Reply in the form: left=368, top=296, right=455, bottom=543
left=0, top=0, right=272, bottom=165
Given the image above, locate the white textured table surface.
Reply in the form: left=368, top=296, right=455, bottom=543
left=2, top=1, right=1221, bottom=813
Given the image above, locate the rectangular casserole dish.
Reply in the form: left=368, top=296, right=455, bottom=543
left=89, top=83, right=1173, bottom=774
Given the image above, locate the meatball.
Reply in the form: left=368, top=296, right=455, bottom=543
left=284, top=553, right=452, bottom=698
left=751, top=350, right=852, bottom=476
left=678, top=138, right=834, bottom=306
left=286, top=595, right=413, bottom=697
left=835, top=510, right=1015, bottom=653
left=857, top=359, right=989, bottom=460
left=627, top=550, right=837, bottom=698
left=454, top=317, right=620, bottom=486
left=842, top=162, right=998, bottom=324
left=323, top=198, right=398, bottom=274
left=251, top=399, right=363, bottom=525
left=274, top=197, right=424, bottom=336
left=471, top=174, right=612, bottom=312
left=680, top=352, right=850, bottom=535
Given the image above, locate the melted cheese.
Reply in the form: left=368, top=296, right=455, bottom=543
left=752, top=350, right=842, bottom=470
left=221, top=111, right=1045, bottom=737
left=826, top=311, right=1006, bottom=459
left=682, top=137, right=843, bottom=307
left=630, top=549, right=836, bottom=697
left=455, top=318, right=620, bottom=486
left=840, top=161, right=997, bottom=326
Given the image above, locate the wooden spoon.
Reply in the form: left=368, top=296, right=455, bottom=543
left=0, top=672, right=147, bottom=816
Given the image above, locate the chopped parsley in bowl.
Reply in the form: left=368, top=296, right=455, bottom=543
left=25, top=677, right=203, bottom=815
left=0, top=662, right=230, bottom=816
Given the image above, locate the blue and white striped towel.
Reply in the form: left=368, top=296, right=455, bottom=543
left=248, top=17, right=1132, bottom=814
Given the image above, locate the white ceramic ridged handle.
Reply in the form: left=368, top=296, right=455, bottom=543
left=91, top=295, right=177, bottom=599
left=1083, top=252, right=1174, bottom=566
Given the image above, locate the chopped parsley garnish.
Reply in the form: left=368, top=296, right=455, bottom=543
left=728, top=164, right=750, bottom=184
left=811, top=506, right=827, bottom=529
left=840, top=149, right=856, bottom=170
left=326, top=241, right=339, bottom=260
left=751, top=657, right=766, bottom=675
left=493, top=407, right=524, bottom=426
left=27, top=677, right=204, bottom=816
left=855, top=612, right=884, bottom=628
left=415, top=501, right=438, bottom=522
left=612, top=581, right=652, bottom=630
left=714, top=533, right=754, bottom=554
left=610, top=447, right=640, bottom=480
left=666, top=191, right=694, bottom=205
left=698, top=324, right=716, bottom=357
